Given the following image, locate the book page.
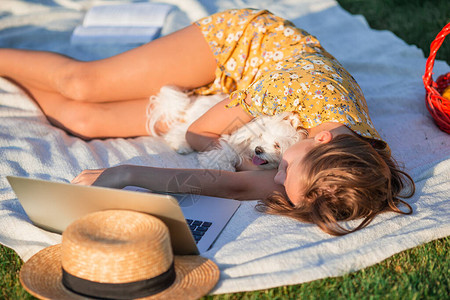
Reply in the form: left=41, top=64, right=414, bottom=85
left=83, top=3, right=173, bottom=27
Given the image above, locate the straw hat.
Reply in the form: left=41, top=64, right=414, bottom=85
left=20, top=210, right=219, bottom=300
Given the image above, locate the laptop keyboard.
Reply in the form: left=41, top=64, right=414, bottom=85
left=186, top=219, right=212, bottom=243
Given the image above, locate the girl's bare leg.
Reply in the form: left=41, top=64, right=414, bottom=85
left=28, top=88, right=151, bottom=139
left=0, top=25, right=216, bottom=138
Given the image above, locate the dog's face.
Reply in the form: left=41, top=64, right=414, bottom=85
left=231, top=113, right=306, bottom=170
left=248, top=121, right=303, bottom=169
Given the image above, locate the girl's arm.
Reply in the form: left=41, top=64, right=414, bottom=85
left=72, top=164, right=285, bottom=200
left=186, top=96, right=254, bottom=151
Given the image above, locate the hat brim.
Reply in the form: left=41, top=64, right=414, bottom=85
left=20, top=244, right=219, bottom=300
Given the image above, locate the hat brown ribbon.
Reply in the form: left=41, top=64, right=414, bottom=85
left=62, top=261, right=176, bottom=299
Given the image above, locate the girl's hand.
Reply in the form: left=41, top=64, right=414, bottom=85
left=71, top=165, right=131, bottom=189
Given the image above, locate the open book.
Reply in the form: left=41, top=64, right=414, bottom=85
left=71, top=3, right=174, bottom=45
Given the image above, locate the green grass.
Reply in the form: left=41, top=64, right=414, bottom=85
left=1, top=0, right=450, bottom=299
left=0, top=246, right=34, bottom=299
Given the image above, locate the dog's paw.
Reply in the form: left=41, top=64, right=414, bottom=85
left=165, top=136, right=193, bottom=154
left=163, top=135, right=194, bottom=154
left=175, top=143, right=194, bottom=154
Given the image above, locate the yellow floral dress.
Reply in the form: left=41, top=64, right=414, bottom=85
left=194, top=8, right=382, bottom=143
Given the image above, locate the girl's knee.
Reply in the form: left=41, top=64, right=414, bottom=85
left=56, top=63, right=96, bottom=102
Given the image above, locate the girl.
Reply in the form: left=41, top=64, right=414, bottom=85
left=0, top=9, right=414, bottom=235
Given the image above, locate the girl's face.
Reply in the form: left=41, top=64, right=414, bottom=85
left=273, top=138, right=316, bottom=205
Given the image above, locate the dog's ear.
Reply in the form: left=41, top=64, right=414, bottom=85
left=281, top=113, right=309, bottom=139
left=283, top=112, right=302, bottom=130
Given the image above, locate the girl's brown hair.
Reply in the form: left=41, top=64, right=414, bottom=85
left=256, top=134, right=415, bottom=236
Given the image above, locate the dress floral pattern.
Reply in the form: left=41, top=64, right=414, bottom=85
left=194, top=8, right=382, bottom=142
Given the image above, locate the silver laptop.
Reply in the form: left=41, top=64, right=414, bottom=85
left=7, top=176, right=240, bottom=255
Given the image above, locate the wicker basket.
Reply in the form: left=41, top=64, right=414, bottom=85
left=423, top=22, right=450, bottom=134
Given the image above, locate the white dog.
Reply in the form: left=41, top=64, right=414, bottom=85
left=147, top=86, right=307, bottom=171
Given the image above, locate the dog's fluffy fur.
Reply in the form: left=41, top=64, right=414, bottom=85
left=147, top=86, right=307, bottom=171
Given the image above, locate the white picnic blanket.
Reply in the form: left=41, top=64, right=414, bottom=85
left=1, top=0, right=449, bottom=294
